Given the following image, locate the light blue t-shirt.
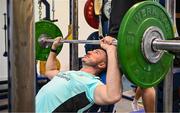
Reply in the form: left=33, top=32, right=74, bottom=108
left=36, top=71, right=103, bottom=113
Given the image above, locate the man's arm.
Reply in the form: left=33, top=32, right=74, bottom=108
left=94, top=36, right=122, bottom=105
left=45, top=37, right=62, bottom=79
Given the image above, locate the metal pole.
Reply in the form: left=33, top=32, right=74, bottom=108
left=3, top=13, right=8, bottom=57
left=163, top=1, right=174, bottom=112
left=7, top=0, right=11, bottom=110
left=38, top=38, right=118, bottom=45
left=163, top=66, right=174, bottom=112
left=165, top=0, right=179, bottom=37
left=69, top=0, right=79, bottom=70
left=9, top=0, right=35, bottom=112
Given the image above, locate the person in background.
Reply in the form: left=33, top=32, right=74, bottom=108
left=131, top=87, right=155, bottom=112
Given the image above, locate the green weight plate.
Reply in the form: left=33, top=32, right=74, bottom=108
left=35, top=20, right=63, bottom=61
left=118, top=1, right=174, bottom=88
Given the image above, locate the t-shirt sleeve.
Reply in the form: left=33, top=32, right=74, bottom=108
left=85, top=79, right=104, bottom=103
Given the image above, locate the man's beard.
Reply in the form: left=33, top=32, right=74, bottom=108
left=82, top=60, right=97, bottom=67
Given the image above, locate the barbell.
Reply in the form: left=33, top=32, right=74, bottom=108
left=39, top=34, right=180, bottom=53
left=35, top=1, right=179, bottom=88
left=38, top=36, right=117, bottom=46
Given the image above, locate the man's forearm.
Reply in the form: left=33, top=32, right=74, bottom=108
left=46, top=48, right=58, bottom=71
left=45, top=38, right=62, bottom=79
left=106, top=49, right=122, bottom=99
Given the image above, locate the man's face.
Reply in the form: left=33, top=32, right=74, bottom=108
left=82, top=49, right=107, bottom=68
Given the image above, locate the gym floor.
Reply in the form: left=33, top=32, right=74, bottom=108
left=115, top=97, right=143, bottom=113
left=115, top=76, right=144, bottom=113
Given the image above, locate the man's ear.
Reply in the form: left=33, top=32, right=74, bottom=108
left=98, top=62, right=106, bottom=69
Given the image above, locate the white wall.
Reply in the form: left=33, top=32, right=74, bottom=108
left=0, top=0, right=8, bottom=80
left=0, top=0, right=96, bottom=80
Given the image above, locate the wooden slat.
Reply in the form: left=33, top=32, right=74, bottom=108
left=9, top=0, right=35, bottom=112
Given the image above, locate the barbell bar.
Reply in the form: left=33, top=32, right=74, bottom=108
left=39, top=35, right=180, bottom=52
left=38, top=36, right=118, bottom=46
left=152, top=39, right=180, bottom=51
